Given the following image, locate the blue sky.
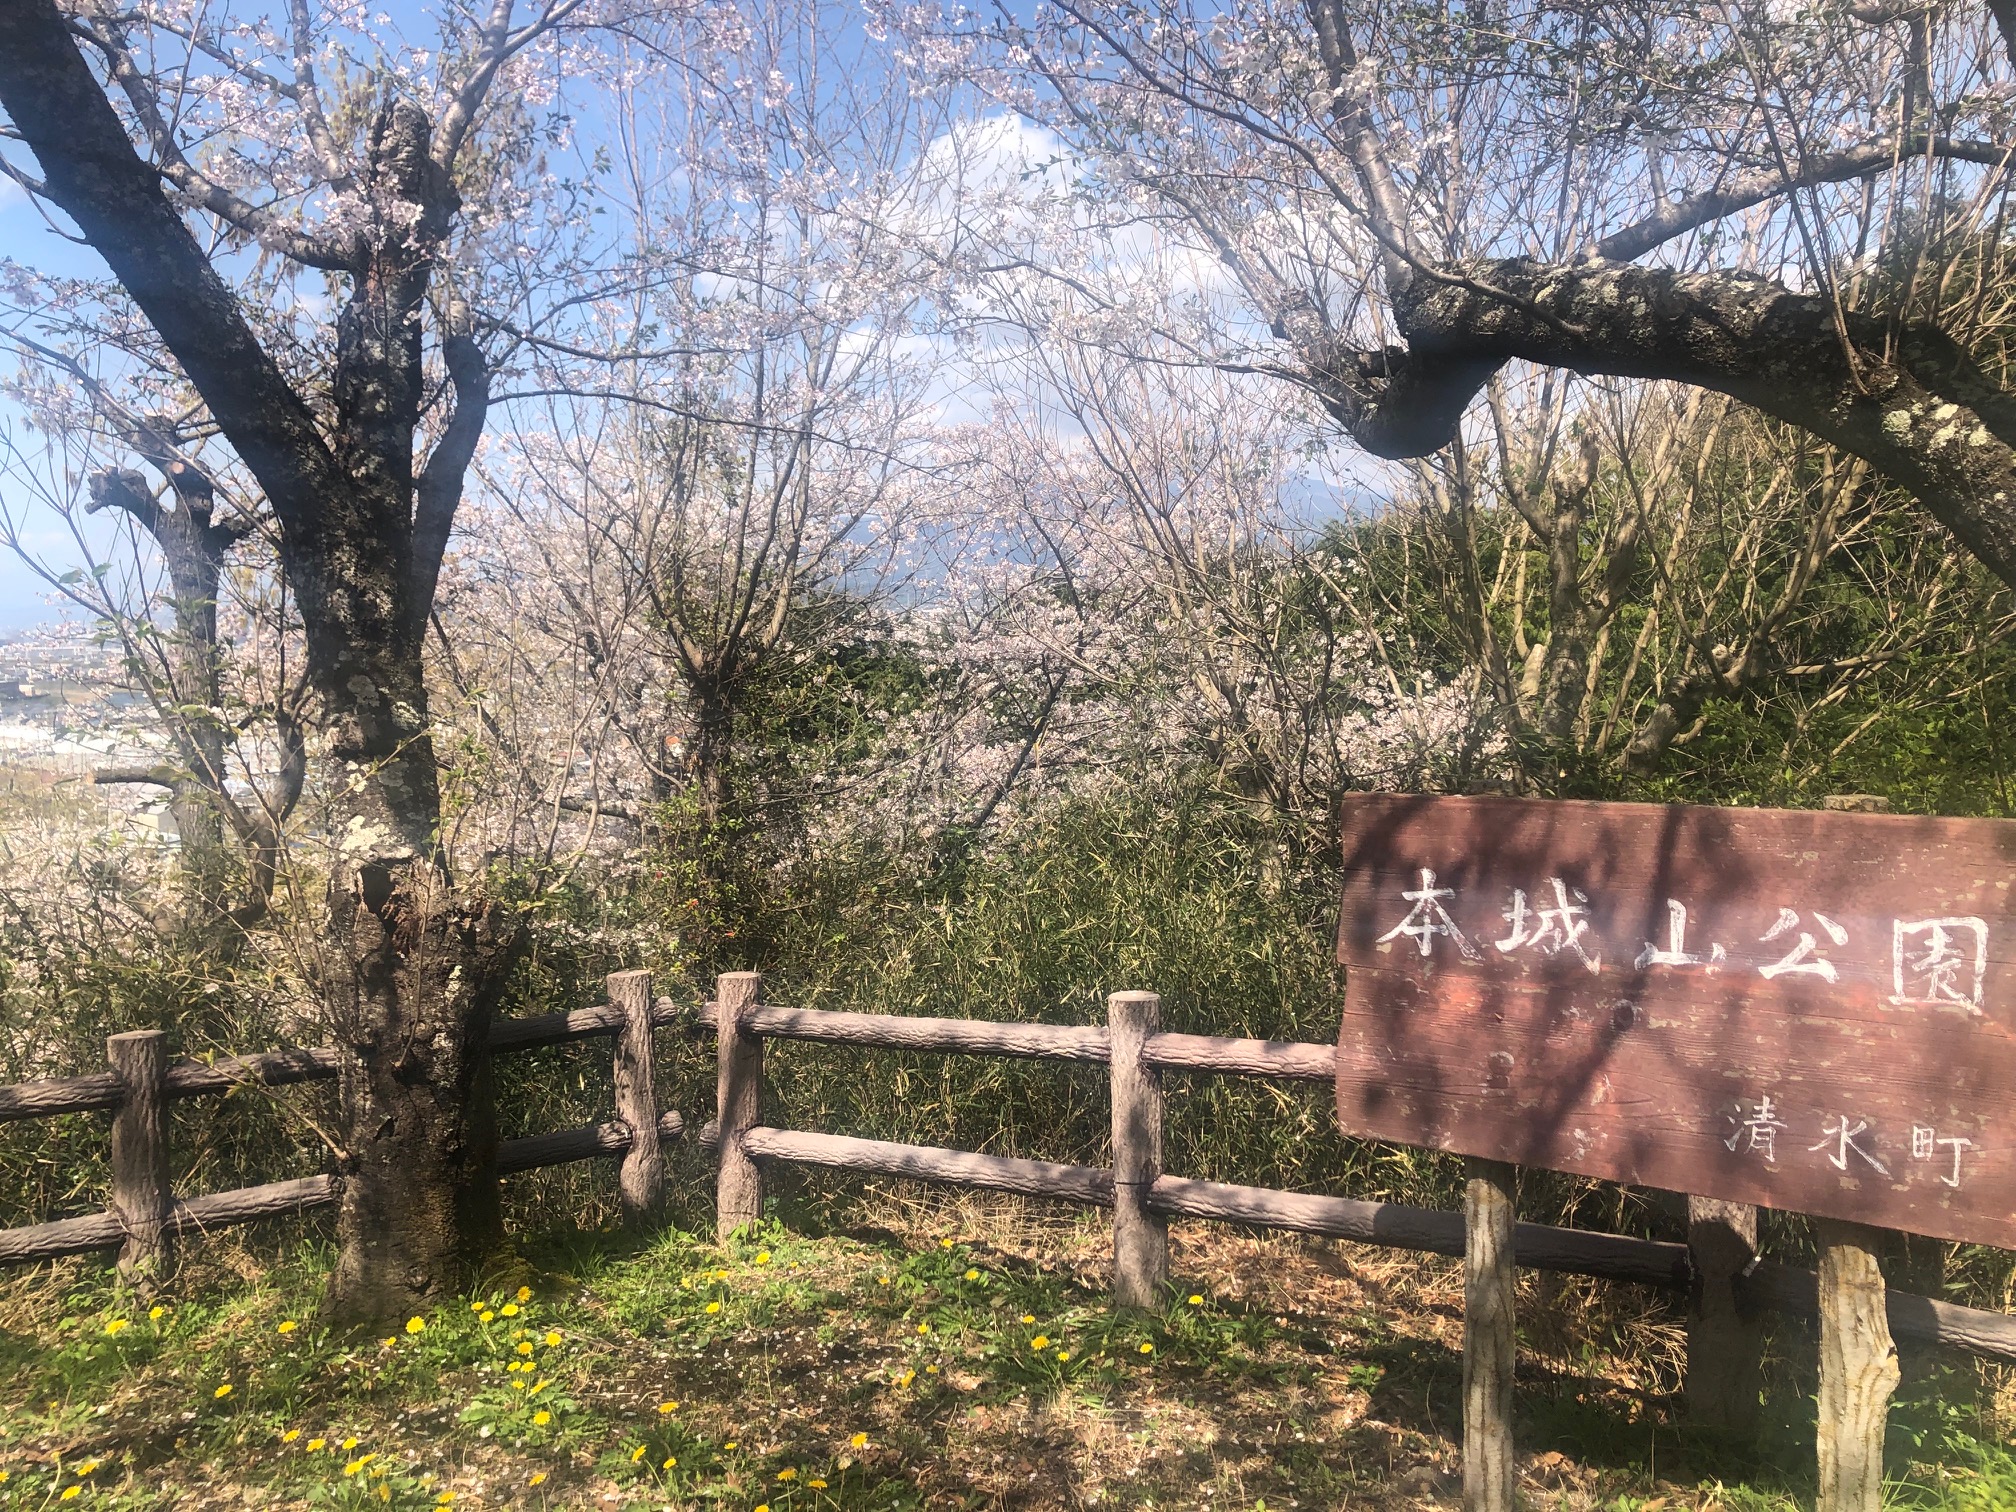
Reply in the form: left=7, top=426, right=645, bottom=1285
left=0, top=173, right=120, bottom=631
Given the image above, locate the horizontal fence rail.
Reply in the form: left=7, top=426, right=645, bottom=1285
left=6, top=974, right=2016, bottom=1368
left=0, top=972, right=691, bottom=1273
left=708, top=985, right=2016, bottom=1365
left=0, top=997, right=701, bottom=1126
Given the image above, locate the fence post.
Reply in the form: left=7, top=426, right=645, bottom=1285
left=1463, top=1156, right=1517, bottom=1512
left=1815, top=1218, right=1899, bottom=1512
left=609, top=969, right=662, bottom=1226
left=107, top=1030, right=171, bottom=1286
left=1685, top=1195, right=1762, bottom=1432
left=715, top=971, right=764, bottom=1241
left=1107, top=991, right=1167, bottom=1308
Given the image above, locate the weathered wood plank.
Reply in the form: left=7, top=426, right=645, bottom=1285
left=1686, top=1196, right=1763, bottom=1431
left=1463, top=1158, right=1518, bottom=1512
left=1336, top=793, right=2016, bottom=1248
left=717, top=973, right=765, bottom=1239
left=740, top=1127, right=1116, bottom=1207
left=1109, top=992, right=1168, bottom=1307
left=163, top=1047, right=341, bottom=1098
left=108, top=1032, right=171, bottom=1283
left=743, top=1005, right=1111, bottom=1063
left=1144, top=1175, right=1692, bottom=1288
left=1815, top=1220, right=1899, bottom=1512
left=1143, top=1032, right=1334, bottom=1081
left=171, top=1175, right=334, bottom=1231
left=0, top=1111, right=692, bottom=1265
left=610, top=970, right=662, bottom=1224
left=0, top=1209, right=126, bottom=1263
left=0, top=1072, right=122, bottom=1123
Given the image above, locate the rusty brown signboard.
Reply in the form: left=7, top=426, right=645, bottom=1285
left=1335, top=795, right=2016, bottom=1249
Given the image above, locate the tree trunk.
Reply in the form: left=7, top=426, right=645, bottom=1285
left=0, top=0, right=516, bottom=1335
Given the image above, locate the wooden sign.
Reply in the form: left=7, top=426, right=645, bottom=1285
left=1335, top=795, right=2016, bottom=1249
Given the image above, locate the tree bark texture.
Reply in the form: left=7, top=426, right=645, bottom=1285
left=1303, top=258, right=2016, bottom=593
left=0, top=0, right=510, bottom=1329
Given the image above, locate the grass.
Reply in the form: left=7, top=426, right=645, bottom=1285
left=0, top=1194, right=2010, bottom=1510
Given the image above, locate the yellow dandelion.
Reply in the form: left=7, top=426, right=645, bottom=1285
left=963, top=1268, right=979, bottom=1281
left=916, top=1322, right=930, bottom=1335
left=76, top=1461, right=99, bottom=1475
left=939, top=1238, right=953, bottom=1249
left=1138, top=1341, right=1154, bottom=1354
left=777, top=1468, right=797, bottom=1481
left=705, top=1301, right=721, bottom=1314
left=0, top=1470, right=9, bottom=1483
left=544, top=1330, right=561, bottom=1347
left=343, top=1454, right=376, bottom=1476
left=104, top=1319, right=128, bottom=1336
left=724, top=1441, right=738, bottom=1450
left=213, top=1384, right=233, bottom=1399
left=629, top=1445, right=647, bottom=1463
left=471, top=1299, right=485, bottom=1311
left=512, top=1380, right=528, bottom=1391
left=1030, top=1335, right=1049, bottom=1350
left=809, top=1478, right=828, bottom=1489
left=516, top=1341, right=534, bottom=1355
left=531, top=1410, right=551, bottom=1427
left=877, top=1275, right=890, bottom=1286
left=342, top=1438, right=360, bottom=1451
left=712, top=1269, right=728, bottom=1281
left=516, top=1285, right=532, bottom=1302
left=755, top=1250, right=771, bottom=1265
left=1187, top=1294, right=1204, bottom=1306
left=501, top=1303, right=520, bottom=1317
left=661, top=1456, right=677, bottom=1470
left=755, top=1505, right=770, bottom=1512
left=405, top=1316, right=426, bottom=1335
left=278, top=1320, right=298, bottom=1334
left=479, top=1310, right=495, bottom=1323
left=1019, top=1314, right=1035, bottom=1324
left=148, top=1306, right=164, bottom=1320
left=307, top=1439, right=327, bottom=1452
left=380, top=1337, right=396, bottom=1348
left=437, top=1494, right=455, bottom=1505
left=925, top=1364, right=939, bottom=1375
left=282, top=1429, right=301, bottom=1443
left=528, top=1472, right=548, bottom=1486
left=60, top=1488, right=80, bottom=1501
left=896, top=1370, right=914, bottom=1388
left=530, top=1379, right=550, bottom=1394
left=376, top=1486, right=390, bottom=1503
left=657, top=1401, right=679, bottom=1414
left=1057, top=1350, right=1070, bottom=1361
left=850, top=1432, right=868, bottom=1449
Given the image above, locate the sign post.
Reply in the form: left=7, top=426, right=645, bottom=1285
left=1333, top=795, right=2016, bottom=1511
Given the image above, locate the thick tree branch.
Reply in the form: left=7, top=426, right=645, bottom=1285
left=1596, top=135, right=2016, bottom=263
left=93, top=764, right=179, bottom=787
left=1302, top=258, right=2016, bottom=592
left=0, top=0, right=347, bottom=553
left=409, top=314, right=489, bottom=645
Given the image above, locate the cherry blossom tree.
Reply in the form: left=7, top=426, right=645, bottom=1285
left=0, top=0, right=662, bottom=1323
left=921, top=0, right=2016, bottom=633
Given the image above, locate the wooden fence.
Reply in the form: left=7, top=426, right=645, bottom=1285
left=4, top=969, right=2016, bottom=1391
